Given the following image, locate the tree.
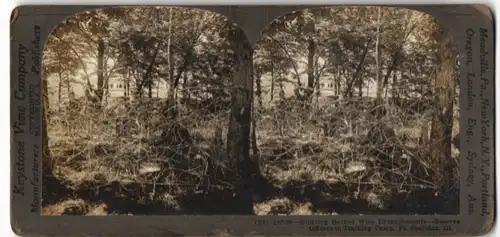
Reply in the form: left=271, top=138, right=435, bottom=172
left=225, top=23, right=260, bottom=213
left=429, top=22, right=457, bottom=189
left=254, top=32, right=293, bottom=104
left=44, top=34, right=80, bottom=110
left=166, top=7, right=175, bottom=105
left=375, top=7, right=383, bottom=104
left=96, top=38, right=106, bottom=104
left=42, top=69, right=53, bottom=177
left=46, top=8, right=127, bottom=106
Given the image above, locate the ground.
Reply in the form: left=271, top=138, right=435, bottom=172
left=43, top=97, right=460, bottom=216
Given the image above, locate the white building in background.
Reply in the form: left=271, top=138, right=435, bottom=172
left=45, top=57, right=169, bottom=108
left=45, top=54, right=384, bottom=109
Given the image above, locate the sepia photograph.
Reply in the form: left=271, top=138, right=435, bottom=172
left=41, top=6, right=461, bottom=216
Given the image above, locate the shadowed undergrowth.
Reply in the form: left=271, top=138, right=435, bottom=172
left=43, top=98, right=459, bottom=216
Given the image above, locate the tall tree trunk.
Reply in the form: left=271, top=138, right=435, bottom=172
left=429, top=27, right=457, bottom=189
left=165, top=8, right=177, bottom=117
left=375, top=7, right=383, bottom=105
left=226, top=26, right=259, bottom=213
left=306, top=36, right=316, bottom=105
left=96, top=38, right=105, bottom=104
left=167, top=8, right=174, bottom=95
left=42, top=73, right=53, bottom=177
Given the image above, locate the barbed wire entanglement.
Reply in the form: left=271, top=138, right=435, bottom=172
left=42, top=6, right=459, bottom=216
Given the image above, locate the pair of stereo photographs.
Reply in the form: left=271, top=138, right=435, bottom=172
left=9, top=4, right=495, bottom=236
